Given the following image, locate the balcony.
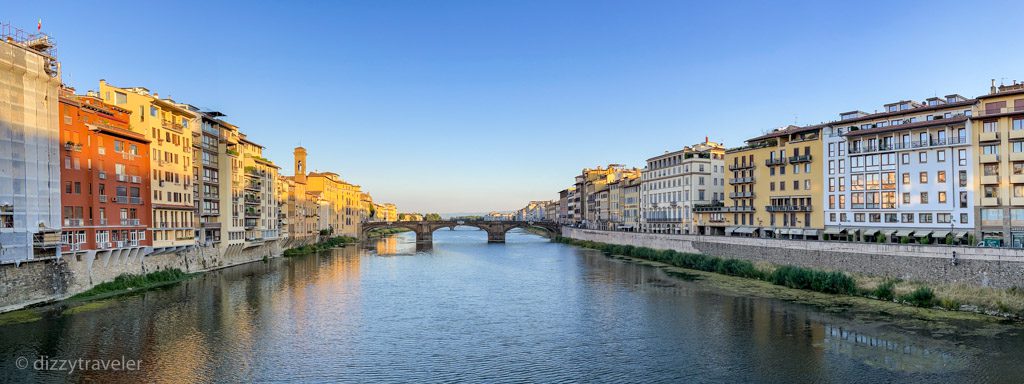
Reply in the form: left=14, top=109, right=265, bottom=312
left=120, top=218, right=141, bottom=226
left=722, top=206, right=755, bottom=213
left=98, top=195, right=108, bottom=203
left=979, top=131, right=1000, bottom=142
left=729, top=163, right=755, bottom=171
left=162, top=120, right=184, bottom=133
left=981, top=175, right=999, bottom=184
left=130, top=175, right=141, bottom=184
left=789, top=155, right=812, bottom=163
left=98, top=171, right=107, bottom=180
left=244, top=182, right=262, bottom=191
left=981, top=197, right=1001, bottom=206
left=980, top=154, right=1001, bottom=163
left=766, top=205, right=813, bottom=212
left=765, top=158, right=786, bottom=166
left=729, top=177, right=755, bottom=184
left=99, top=218, right=108, bottom=225
left=116, top=174, right=128, bottom=182
left=1010, top=130, right=1024, bottom=140
left=1012, top=152, right=1024, bottom=162
left=63, top=218, right=83, bottom=227
left=693, top=204, right=724, bottom=213
left=1013, top=174, right=1024, bottom=184
left=729, top=191, right=754, bottom=199
left=976, top=106, right=1024, bottom=118
left=1013, top=197, right=1024, bottom=206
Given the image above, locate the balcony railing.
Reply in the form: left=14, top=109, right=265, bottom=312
left=789, top=155, right=812, bottom=163
left=162, top=120, right=184, bottom=133
left=98, top=195, right=107, bottom=203
left=976, top=106, right=1024, bottom=117
left=116, top=174, right=128, bottom=182
left=765, top=205, right=813, bottom=212
left=729, top=191, right=754, bottom=198
left=120, top=218, right=141, bottom=226
left=765, top=158, right=786, bottom=166
left=63, top=218, right=83, bottom=227
left=729, top=177, right=755, bottom=184
left=729, top=163, right=754, bottom=171
left=722, top=206, right=755, bottom=213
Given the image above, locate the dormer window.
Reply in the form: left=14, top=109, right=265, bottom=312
left=888, top=105, right=898, bottom=112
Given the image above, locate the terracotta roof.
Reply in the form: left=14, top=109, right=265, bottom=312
left=842, top=115, right=968, bottom=137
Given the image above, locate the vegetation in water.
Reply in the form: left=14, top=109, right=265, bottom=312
left=283, top=236, right=358, bottom=257
left=71, top=268, right=191, bottom=300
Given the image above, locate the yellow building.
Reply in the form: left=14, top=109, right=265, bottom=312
left=307, top=172, right=364, bottom=237
left=575, top=164, right=641, bottom=229
left=973, top=81, right=1024, bottom=246
left=372, top=203, right=398, bottom=222
left=99, top=80, right=197, bottom=251
left=278, top=147, right=320, bottom=243
left=724, top=124, right=824, bottom=239
left=239, top=136, right=280, bottom=243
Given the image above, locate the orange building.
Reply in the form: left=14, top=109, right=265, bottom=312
left=58, top=86, right=152, bottom=256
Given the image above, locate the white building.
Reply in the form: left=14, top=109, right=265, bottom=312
left=640, top=141, right=725, bottom=234
left=822, top=95, right=975, bottom=244
left=0, top=30, right=62, bottom=263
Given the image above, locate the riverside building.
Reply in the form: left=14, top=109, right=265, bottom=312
left=99, top=80, right=197, bottom=253
left=724, top=124, right=825, bottom=239
left=973, top=81, right=1024, bottom=247
left=639, top=141, right=725, bottom=234
left=822, top=94, right=975, bottom=244
left=0, top=25, right=62, bottom=263
left=58, top=87, right=151, bottom=256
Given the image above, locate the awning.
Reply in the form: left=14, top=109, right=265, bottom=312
left=894, top=230, right=915, bottom=237
left=736, top=227, right=758, bottom=234
left=953, top=231, right=969, bottom=238
left=880, top=230, right=896, bottom=237
left=725, top=226, right=739, bottom=235
left=823, top=227, right=845, bottom=235
left=915, top=231, right=933, bottom=238
left=861, top=228, right=879, bottom=237
left=803, top=229, right=820, bottom=236
left=931, top=230, right=950, bottom=238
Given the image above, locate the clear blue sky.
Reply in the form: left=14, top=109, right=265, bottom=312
left=7, top=1, right=1024, bottom=214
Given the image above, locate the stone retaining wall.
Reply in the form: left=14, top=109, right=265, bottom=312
left=0, top=236, right=318, bottom=313
left=563, top=228, right=1024, bottom=288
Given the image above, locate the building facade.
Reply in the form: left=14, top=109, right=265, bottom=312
left=974, top=81, right=1024, bottom=247
left=0, top=29, right=62, bottom=263
left=823, top=95, right=975, bottom=244
left=640, top=141, right=725, bottom=234
left=240, top=136, right=280, bottom=243
left=724, top=124, right=824, bottom=239
left=58, top=87, right=151, bottom=256
left=99, top=80, right=197, bottom=252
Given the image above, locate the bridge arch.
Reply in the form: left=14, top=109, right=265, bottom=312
left=360, top=220, right=561, bottom=245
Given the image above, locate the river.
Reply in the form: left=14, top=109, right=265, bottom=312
left=2, top=227, right=1023, bottom=383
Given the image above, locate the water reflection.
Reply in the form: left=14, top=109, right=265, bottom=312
left=0, top=230, right=1022, bottom=383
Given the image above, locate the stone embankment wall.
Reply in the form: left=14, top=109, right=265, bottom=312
left=563, top=228, right=1024, bottom=289
left=0, top=236, right=318, bottom=313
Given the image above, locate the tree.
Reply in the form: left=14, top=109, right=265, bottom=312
left=424, top=213, right=443, bottom=221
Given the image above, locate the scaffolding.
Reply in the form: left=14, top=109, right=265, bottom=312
left=0, top=22, right=58, bottom=77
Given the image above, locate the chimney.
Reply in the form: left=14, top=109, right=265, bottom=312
left=991, top=79, right=997, bottom=94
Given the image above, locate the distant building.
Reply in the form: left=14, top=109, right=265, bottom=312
left=640, top=141, right=725, bottom=234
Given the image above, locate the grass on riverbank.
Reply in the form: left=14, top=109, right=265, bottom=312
left=283, top=236, right=358, bottom=257
left=556, top=236, right=1024, bottom=320
left=365, top=228, right=412, bottom=238
left=70, top=268, right=192, bottom=301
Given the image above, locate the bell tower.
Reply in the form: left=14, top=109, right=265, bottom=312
left=294, top=147, right=307, bottom=184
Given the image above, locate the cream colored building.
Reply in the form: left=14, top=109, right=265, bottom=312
left=100, top=80, right=197, bottom=252
left=239, top=136, right=280, bottom=243
left=279, top=147, right=320, bottom=243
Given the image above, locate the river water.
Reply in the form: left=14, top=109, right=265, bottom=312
left=2, top=227, right=1024, bottom=383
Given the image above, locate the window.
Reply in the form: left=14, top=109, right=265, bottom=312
left=937, top=151, right=945, bottom=162
left=983, top=145, right=999, bottom=155
left=150, top=106, right=157, bottom=117
left=902, top=192, right=910, bottom=204
left=958, top=149, right=967, bottom=166
left=937, top=171, right=946, bottom=183
left=114, top=92, right=127, bottom=105
left=919, top=172, right=928, bottom=183
left=960, top=170, right=968, bottom=187
left=919, top=152, right=927, bottom=163
left=828, top=178, right=835, bottom=192
left=984, top=120, right=998, bottom=132
left=901, top=213, right=914, bottom=223
left=1015, top=118, right=1024, bottom=131
left=1015, top=185, right=1024, bottom=198
left=938, top=213, right=951, bottom=224
left=901, top=153, right=910, bottom=164
left=920, top=192, right=929, bottom=204
left=839, top=195, right=846, bottom=209
left=828, top=160, right=835, bottom=174
left=981, top=208, right=1003, bottom=223
left=938, top=191, right=947, bottom=203
left=902, top=173, right=910, bottom=185
left=919, top=213, right=933, bottom=223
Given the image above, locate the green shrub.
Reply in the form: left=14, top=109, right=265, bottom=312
left=900, top=236, right=910, bottom=244
left=901, top=287, right=935, bottom=307
left=769, top=266, right=855, bottom=294
left=872, top=280, right=897, bottom=301
left=876, top=233, right=885, bottom=243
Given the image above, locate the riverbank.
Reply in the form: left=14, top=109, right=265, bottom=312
left=364, top=228, right=412, bottom=238
left=283, top=236, right=358, bottom=257
left=557, top=236, right=1024, bottom=322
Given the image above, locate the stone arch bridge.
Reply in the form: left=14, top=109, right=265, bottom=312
left=361, top=220, right=562, bottom=244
